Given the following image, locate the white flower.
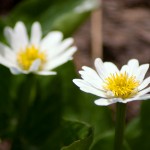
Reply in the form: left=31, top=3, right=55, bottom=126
left=73, top=58, right=150, bottom=106
left=0, top=21, right=77, bottom=75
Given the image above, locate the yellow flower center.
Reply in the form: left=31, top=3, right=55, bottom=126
left=17, top=45, right=46, bottom=71
left=104, top=72, right=139, bottom=99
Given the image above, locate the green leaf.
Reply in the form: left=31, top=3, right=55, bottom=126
left=41, top=120, right=93, bottom=150
left=91, top=131, right=114, bottom=150
left=91, top=131, right=131, bottom=150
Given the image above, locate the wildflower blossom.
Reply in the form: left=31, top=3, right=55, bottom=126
left=73, top=58, right=150, bottom=105
left=0, top=21, right=77, bottom=75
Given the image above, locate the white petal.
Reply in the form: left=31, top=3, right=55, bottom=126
left=120, top=65, right=129, bottom=74
left=4, top=27, right=16, bottom=50
left=79, top=66, right=103, bottom=90
left=82, top=66, right=102, bottom=81
left=49, top=38, right=74, bottom=59
left=10, top=67, right=24, bottom=75
left=136, top=64, right=149, bottom=82
left=14, top=21, right=29, bottom=49
left=125, top=94, right=150, bottom=103
left=0, top=43, right=16, bottom=63
left=127, top=59, right=139, bottom=76
left=94, top=58, right=107, bottom=80
left=45, top=46, right=77, bottom=70
left=137, top=87, right=150, bottom=97
left=73, top=79, right=106, bottom=97
left=30, top=22, right=42, bottom=46
left=138, top=77, right=150, bottom=91
left=4, top=22, right=28, bottom=51
left=36, top=71, right=57, bottom=75
left=29, top=59, right=41, bottom=72
left=40, top=31, right=63, bottom=50
left=0, top=55, right=14, bottom=68
left=103, top=62, right=119, bottom=75
left=94, top=98, right=118, bottom=106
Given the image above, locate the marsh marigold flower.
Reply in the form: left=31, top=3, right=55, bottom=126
left=0, top=21, right=77, bottom=75
left=73, top=58, right=150, bottom=106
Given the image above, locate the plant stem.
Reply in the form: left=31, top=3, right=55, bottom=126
left=114, top=102, right=126, bottom=150
left=12, top=74, right=37, bottom=149
left=17, top=74, right=37, bottom=127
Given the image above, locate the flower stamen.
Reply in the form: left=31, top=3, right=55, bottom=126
left=104, top=72, right=139, bottom=99
left=17, top=45, right=46, bottom=71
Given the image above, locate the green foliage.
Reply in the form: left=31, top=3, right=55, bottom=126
left=0, top=63, right=94, bottom=150
left=91, top=131, right=131, bottom=150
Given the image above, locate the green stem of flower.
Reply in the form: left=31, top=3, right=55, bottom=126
left=12, top=74, right=37, bottom=149
left=114, top=102, right=126, bottom=150
left=17, top=74, right=37, bottom=126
